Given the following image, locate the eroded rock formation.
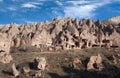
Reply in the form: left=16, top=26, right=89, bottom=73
left=72, top=58, right=82, bottom=69
left=12, top=63, right=20, bottom=77
left=105, top=16, right=120, bottom=25
left=0, top=34, right=13, bottom=63
left=34, top=57, right=47, bottom=71
left=87, top=54, right=103, bottom=71
left=0, top=17, right=120, bottom=52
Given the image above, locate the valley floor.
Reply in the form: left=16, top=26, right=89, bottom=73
left=0, top=48, right=120, bottom=78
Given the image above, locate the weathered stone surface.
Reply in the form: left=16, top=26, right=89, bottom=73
left=12, top=63, right=20, bottom=77
left=0, top=35, right=13, bottom=63
left=31, top=29, right=52, bottom=48
left=87, top=54, right=103, bottom=71
left=105, top=16, right=120, bottom=25
left=34, top=57, right=47, bottom=71
left=0, top=35, right=11, bottom=52
left=7, top=23, right=19, bottom=39
left=0, top=17, right=119, bottom=52
left=23, top=66, right=30, bottom=74
left=72, top=58, right=82, bottom=69
left=35, top=70, right=42, bottom=78
left=0, top=53, right=13, bottom=64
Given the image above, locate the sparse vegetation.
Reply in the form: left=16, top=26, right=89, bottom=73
left=0, top=17, right=120, bottom=78
left=0, top=48, right=120, bottom=78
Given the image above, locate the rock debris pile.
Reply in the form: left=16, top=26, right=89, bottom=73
left=11, top=57, right=47, bottom=78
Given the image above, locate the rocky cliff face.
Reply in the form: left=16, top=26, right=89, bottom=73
left=104, top=16, right=120, bottom=25
left=0, top=17, right=120, bottom=52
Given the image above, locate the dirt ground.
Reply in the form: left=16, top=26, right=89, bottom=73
left=0, top=48, right=120, bottom=78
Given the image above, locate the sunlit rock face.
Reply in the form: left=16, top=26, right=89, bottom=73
left=11, top=63, right=20, bottom=77
left=34, top=57, right=47, bottom=71
left=31, top=28, right=52, bottom=48
left=0, top=34, right=13, bottom=63
left=0, top=17, right=120, bottom=51
left=105, top=16, right=120, bottom=25
left=87, top=54, right=103, bottom=71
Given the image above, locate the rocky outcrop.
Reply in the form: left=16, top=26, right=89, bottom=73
left=105, top=16, right=120, bottom=25
left=22, top=65, right=30, bottom=74
left=0, top=53, right=13, bottom=64
left=31, top=29, right=52, bottom=48
left=0, top=35, right=13, bottom=63
left=35, top=70, right=42, bottom=78
left=34, top=57, right=47, bottom=71
left=87, top=54, right=103, bottom=71
left=0, top=17, right=119, bottom=52
left=12, top=63, right=20, bottom=77
left=72, top=58, right=82, bottom=69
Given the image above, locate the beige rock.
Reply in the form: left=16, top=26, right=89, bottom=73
left=105, top=16, right=120, bottom=25
left=34, top=57, right=46, bottom=71
left=73, top=58, right=82, bottom=64
left=23, top=66, right=30, bottom=73
left=87, top=56, right=96, bottom=70
left=31, top=29, right=52, bottom=48
left=35, top=70, right=42, bottom=78
left=80, top=25, right=97, bottom=48
left=86, top=19, right=93, bottom=27
left=13, top=37, right=21, bottom=47
left=72, top=58, right=82, bottom=69
left=96, top=54, right=102, bottom=64
left=87, top=54, right=103, bottom=71
left=109, top=29, right=120, bottom=47
left=0, top=36, right=11, bottom=52
left=7, top=23, right=19, bottom=39
left=0, top=35, right=13, bottom=63
left=12, top=63, right=20, bottom=77
left=0, top=53, right=13, bottom=64
left=0, top=17, right=120, bottom=51
left=0, top=25, right=9, bottom=32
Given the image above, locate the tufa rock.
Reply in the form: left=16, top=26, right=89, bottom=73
left=0, top=17, right=120, bottom=51
left=12, top=63, right=20, bottom=77
left=34, top=57, right=47, bottom=71
left=105, top=16, right=120, bottom=25
left=0, top=35, right=13, bottom=63
left=72, top=57, right=82, bottom=69
left=0, top=53, right=13, bottom=64
left=23, top=66, right=30, bottom=74
left=35, top=70, right=42, bottom=78
left=87, top=54, right=103, bottom=71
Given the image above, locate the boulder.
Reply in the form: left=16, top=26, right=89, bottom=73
left=12, top=63, right=20, bottom=77
left=34, top=57, right=47, bottom=71
left=87, top=54, right=103, bottom=71
left=72, top=58, right=82, bottom=69
left=23, top=66, right=30, bottom=74
left=35, top=70, right=42, bottom=78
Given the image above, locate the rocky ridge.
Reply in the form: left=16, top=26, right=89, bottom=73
left=0, top=17, right=120, bottom=53
left=0, top=16, right=120, bottom=78
left=104, top=16, right=120, bottom=25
